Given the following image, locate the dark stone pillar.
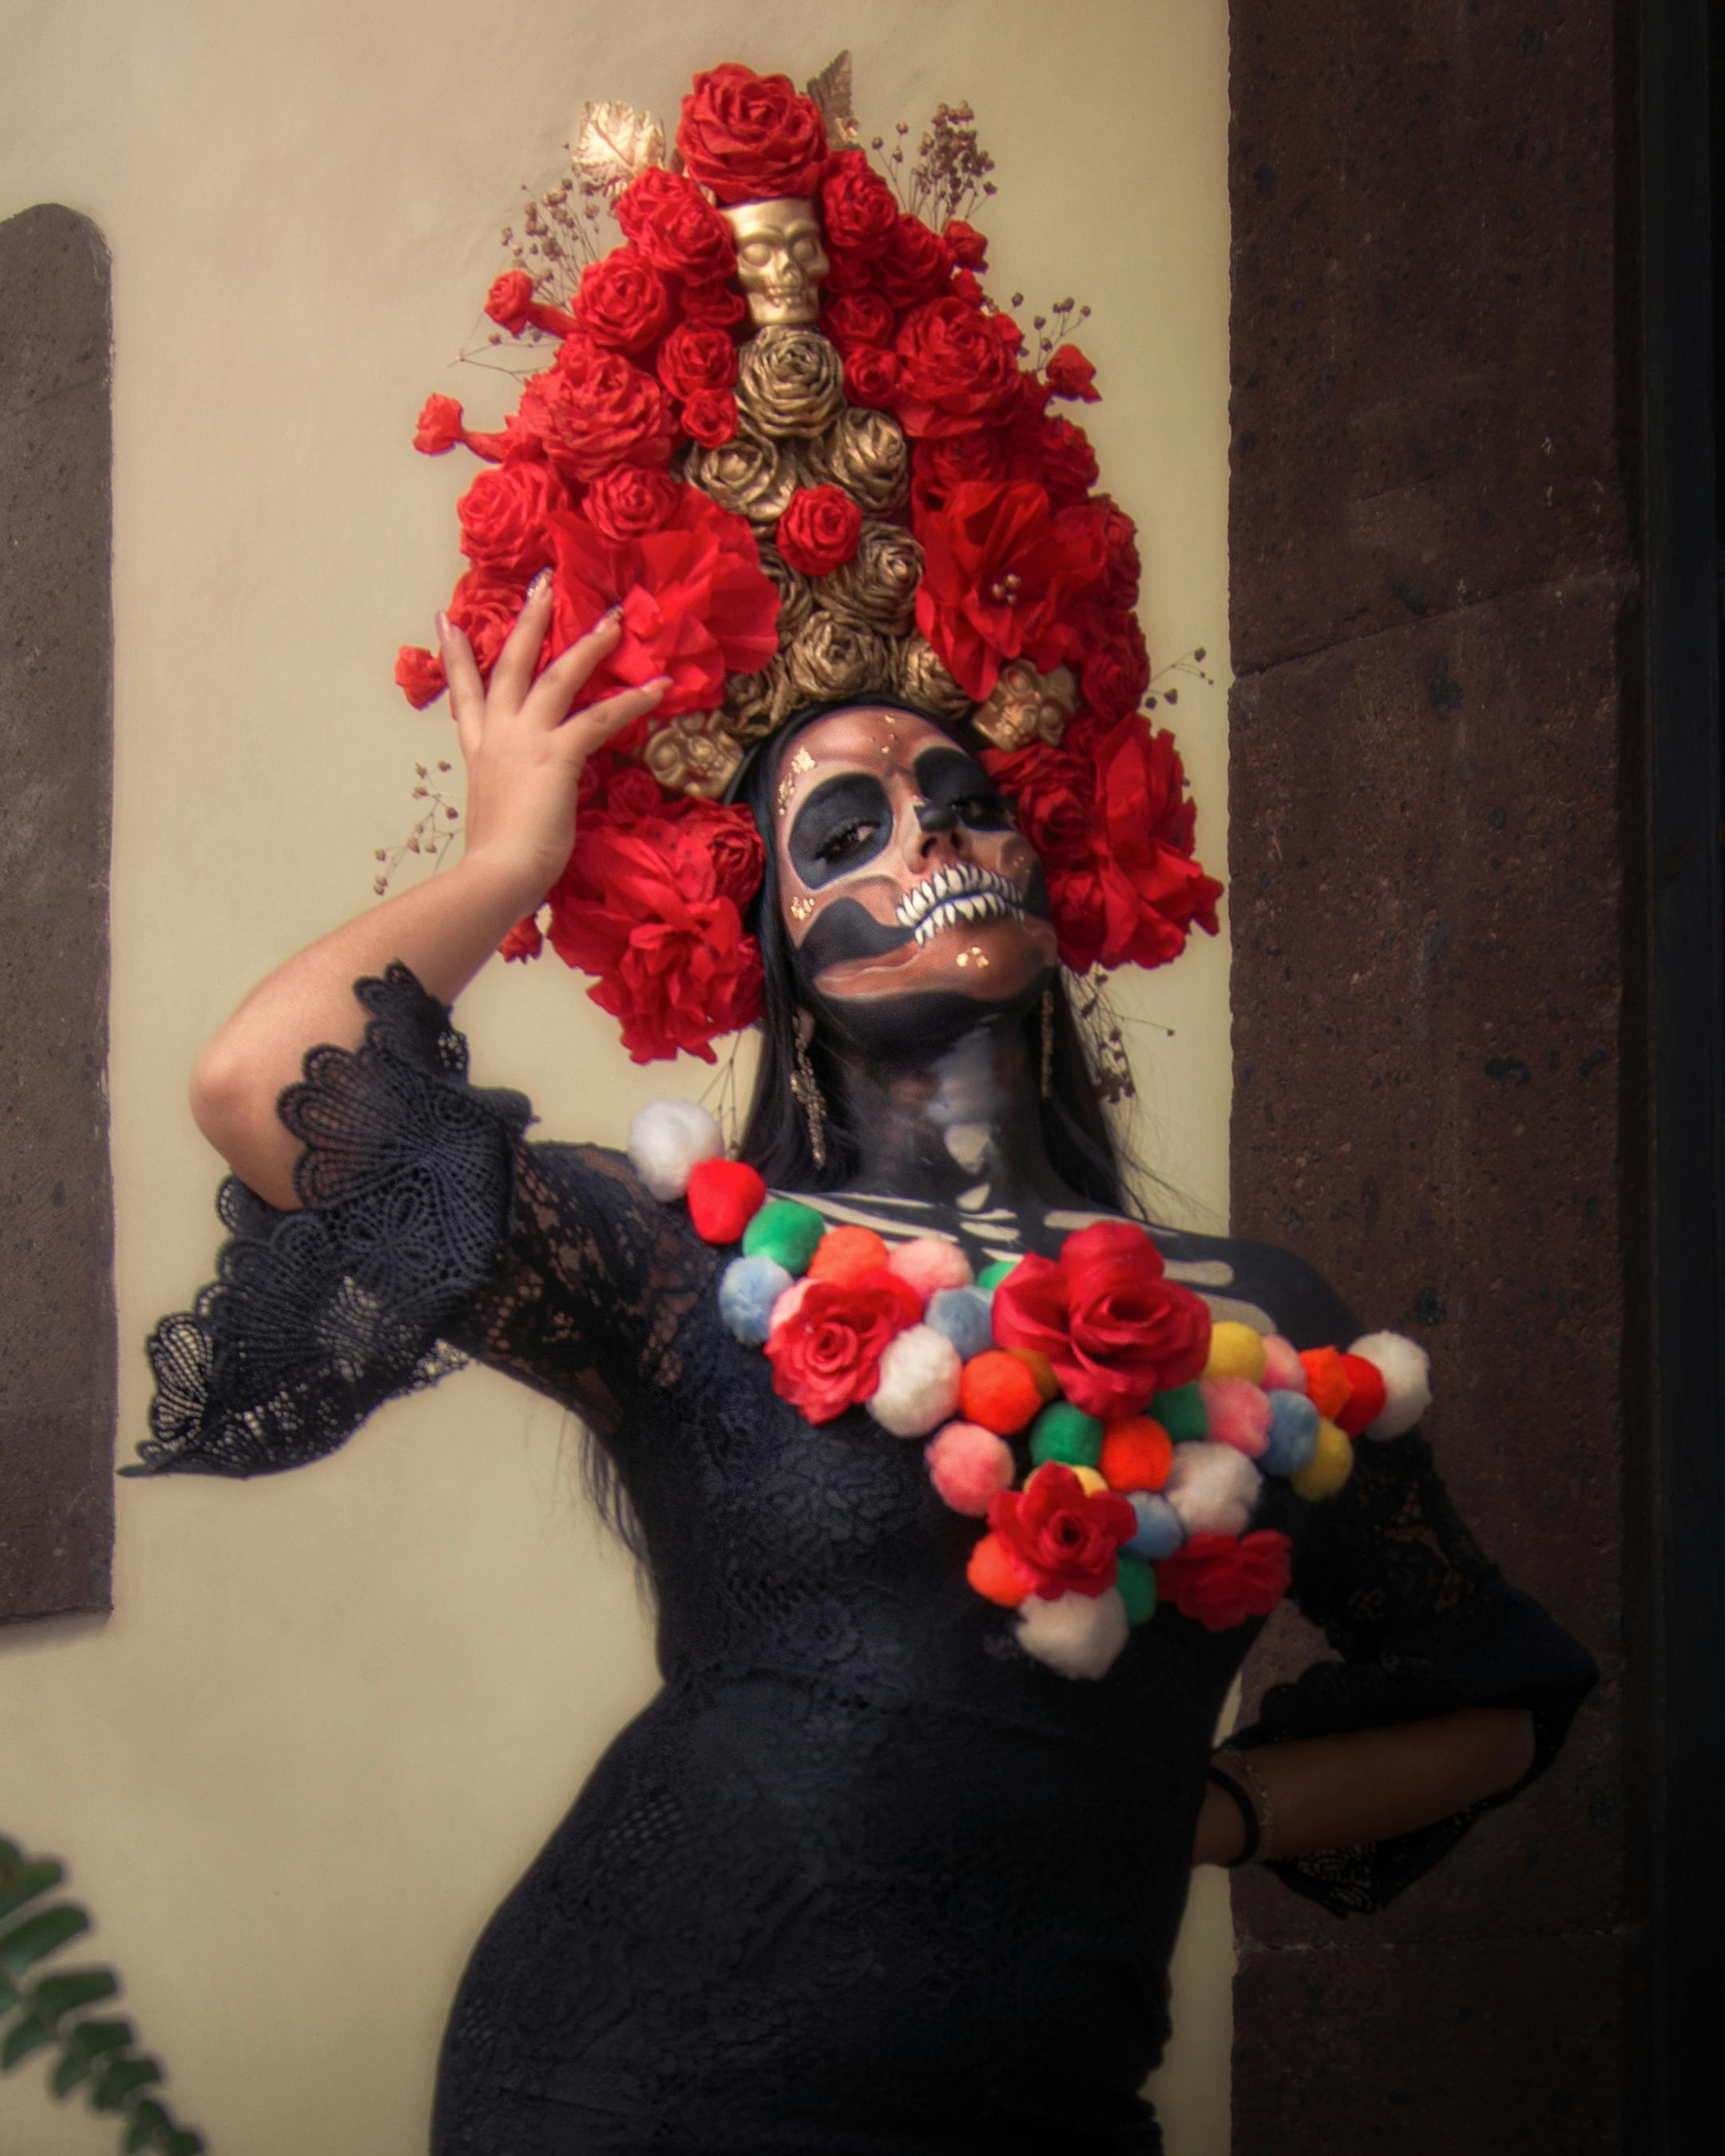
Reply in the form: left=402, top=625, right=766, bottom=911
left=0, top=204, right=115, bottom=1621
left=1225, top=5, right=1628, bottom=2147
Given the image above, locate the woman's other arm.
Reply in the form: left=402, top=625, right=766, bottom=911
left=1192, top=1706, right=1536, bottom=1867
left=190, top=584, right=665, bottom=1209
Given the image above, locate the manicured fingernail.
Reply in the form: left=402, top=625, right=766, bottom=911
left=642, top=674, right=672, bottom=693
left=601, top=603, right=624, bottom=625
left=527, top=569, right=552, bottom=600
left=434, top=610, right=452, bottom=644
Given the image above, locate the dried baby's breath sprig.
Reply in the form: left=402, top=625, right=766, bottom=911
left=1142, top=647, right=1214, bottom=713
left=872, top=99, right=997, bottom=227
left=373, top=761, right=461, bottom=898
left=499, top=164, right=608, bottom=307
left=1069, top=971, right=1138, bottom=1106
left=1029, top=295, right=1094, bottom=372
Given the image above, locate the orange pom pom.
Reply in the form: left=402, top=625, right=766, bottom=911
left=1098, top=1417, right=1173, bottom=1493
left=686, top=1158, right=767, bottom=1243
left=966, top=1530, right=1030, bottom=1607
left=807, top=1224, right=890, bottom=1286
left=1335, top=1353, right=1388, bottom=1437
left=959, top=1350, right=1044, bottom=1436
left=1299, top=1346, right=1354, bottom=1423
left=1006, top=1348, right=1061, bottom=1402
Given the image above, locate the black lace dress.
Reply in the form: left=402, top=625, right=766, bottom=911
left=129, top=966, right=1599, bottom=2156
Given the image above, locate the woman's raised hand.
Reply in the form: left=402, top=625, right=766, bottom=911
left=440, top=574, right=668, bottom=906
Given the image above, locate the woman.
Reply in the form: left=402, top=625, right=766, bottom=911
left=141, top=582, right=1598, bottom=2153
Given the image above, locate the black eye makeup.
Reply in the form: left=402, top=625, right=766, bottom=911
left=913, top=747, right=1014, bottom=832
left=788, top=773, right=894, bottom=886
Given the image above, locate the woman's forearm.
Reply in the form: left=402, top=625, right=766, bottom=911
left=188, top=850, right=542, bottom=1211
left=1192, top=1706, right=1537, bottom=1868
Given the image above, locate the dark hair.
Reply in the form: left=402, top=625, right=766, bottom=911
left=729, top=700, right=1137, bottom=1215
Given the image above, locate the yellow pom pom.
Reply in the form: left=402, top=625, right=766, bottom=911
left=1069, top=1464, right=1110, bottom=1495
left=1290, top=1416, right=1354, bottom=1500
left=1007, top=1348, right=1061, bottom=1402
left=1203, top=1321, right=1268, bottom=1385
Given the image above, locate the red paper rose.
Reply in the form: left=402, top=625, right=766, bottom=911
left=616, top=167, right=736, bottom=283
left=413, top=393, right=467, bottom=455
left=991, top=1219, right=1211, bottom=1421
left=914, top=479, right=1090, bottom=700
left=942, top=219, right=989, bottom=271
left=1013, top=413, right=1099, bottom=508
left=666, top=797, right=764, bottom=906
left=986, top=1462, right=1138, bottom=1600
left=656, top=322, right=740, bottom=402
left=818, top=149, right=898, bottom=258
left=763, top=1275, right=911, bottom=1422
left=394, top=644, right=446, bottom=709
left=484, top=269, right=577, bottom=341
left=584, top=465, right=682, bottom=544
left=775, top=485, right=863, bottom=576
left=893, top=296, right=1023, bottom=439
left=545, top=485, right=779, bottom=715
left=1046, top=343, right=1100, bottom=402
left=1088, top=719, right=1223, bottom=968
left=517, top=343, right=676, bottom=483
left=1154, top=1531, right=1292, bottom=1632
left=841, top=347, right=902, bottom=411
left=676, top=64, right=829, bottom=205
left=821, top=289, right=898, bottom=351
left=910, top=429, right=1009, bottom=519
left=680, top=279, right=750, bottom=332
left=446, top=569, right=529, bottom=676
left=573, top=245, right=677, bottom=358
left=498, top=914, right=544, bottom=962
left=1073, top=607, right=1151, bottom=721
left=1057, top=496, right=1141, bottom=611
left=877, top=215, right=953, bottom=309
left=680, top=386, right=740, bottom=448
left=457, top=460, right=569, bottom=577
left=547, top=818, right=763, bottom=1063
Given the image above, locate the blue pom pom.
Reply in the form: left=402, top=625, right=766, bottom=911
left=1261, top=1389, right=1320, bottom=1476
left=720, top=1254, right=792, bottom=1346
left=925, top=1286, right=995, bottom=1361
left=1125, top=1491, right=1185, bottom=1561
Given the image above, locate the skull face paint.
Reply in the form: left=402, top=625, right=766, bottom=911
left=719, top=196, right=830, bottom=327
left=773, top=707, right=1058, bottom=1022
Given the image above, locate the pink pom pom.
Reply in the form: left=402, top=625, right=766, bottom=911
left=1198, top=1377, right=1272, bottom=1458
left=769, top=1277, right=815, bottom=1333
left=1260, top=1334, right=1307, bottom=1393
left=886, top=1236, right=974, bottom=1304
left=926, top=1421, right=1017, bottom=1516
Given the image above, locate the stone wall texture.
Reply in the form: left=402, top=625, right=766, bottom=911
left=0, top=204, right=115, bottom=1620
left=1226, top=2, right=1628, bottom=2147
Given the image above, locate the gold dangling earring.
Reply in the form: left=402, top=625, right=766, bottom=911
left=791, top=1030, right=829, bottom=1171
left=1040, top=986, right=1055, bottom=1100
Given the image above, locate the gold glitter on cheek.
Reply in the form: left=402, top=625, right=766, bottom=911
left=954, top=945, right=989, bottom=970
left=791, top=747, right=815, bottom=773
left=776, top=745, right=816, bottom=818
left=789, top=897, right=815, bottom=921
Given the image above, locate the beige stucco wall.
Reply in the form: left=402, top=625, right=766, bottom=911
left=0, top=3, right=1237, bottom=2150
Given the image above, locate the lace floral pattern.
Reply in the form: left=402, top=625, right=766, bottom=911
left=130, top=962, right=1597, bottom=2150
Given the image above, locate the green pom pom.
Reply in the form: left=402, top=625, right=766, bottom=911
left=1029, top=1401, right=1104, bottom=1468
left=1115, top=1552, right=1157, bottom=1625
left=742, top=1198, right=826, bottom=1274
left=1152, top=1383, right=1208, bottom=1443
left=977, top=1258, right=1019, bottom=1290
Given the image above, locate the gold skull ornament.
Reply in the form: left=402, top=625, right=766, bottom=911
left=719, top=196, right=830, bottom=328
left=643, top=709, right=745, bottom=799
left=970, top=662, right=1080, bottom=752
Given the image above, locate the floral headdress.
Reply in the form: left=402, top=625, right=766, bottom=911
left=395, top=57, right=1223, bottom=1063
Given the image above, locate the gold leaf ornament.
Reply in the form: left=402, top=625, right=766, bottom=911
left=806, top=51, right=861, bottom=151
left=572, top=100, right=667, bottom=201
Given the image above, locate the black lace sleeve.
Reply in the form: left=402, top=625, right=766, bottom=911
left=125, top=961, right=687, bottom=1478
left=1225, top=1255, right=1600, bottom=1918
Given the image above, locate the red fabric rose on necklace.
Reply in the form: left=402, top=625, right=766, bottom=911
left=1154, top=1530, right=1292, bottom=1632
left=676, top=64, right=830, bottom=205
left=987, top=1462, right=1138, bottom=1599
left=991, top=1219, right=1211, bottom=1422
left=764, top=1276, right=913, bottom=1423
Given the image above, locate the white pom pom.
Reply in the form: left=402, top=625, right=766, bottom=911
left=867, top=1324, right=962, bottom=1438
left=627, top=1099, right=722, bottom=1202
left=1348, top=1330, right=1433, bottom=1439
left=1014, top=1587, right=1129, bottom=1679
left=1163, top=1441, right=1262, bottom=1539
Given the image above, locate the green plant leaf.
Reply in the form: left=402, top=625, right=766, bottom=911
left=0, top=1972, right=19, bottom=2015
left=0, top=1841, right=20, bottom=1870
left=33, top=1968, right=119, bottom=2023
left=0, top=1903, right=89, bottom=1977
left=0, top=1861, right=65, bottom=1924
left=123, top=2099, right=169, bottom=2150
left=90, top=2054, right=161, bottom=2111
left=69, top=2015, right=134, bottom=2058
left=1, top=2011, right=54, bottom=2069
left=159, top=2131, right=205, bottom=2156
left=50, top=2047, right=92, bottom=2098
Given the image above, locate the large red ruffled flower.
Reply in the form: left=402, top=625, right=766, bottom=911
left=545, top=485, right=780, bottom=715
left=986, top=1462, right=1137, bottom=1600
left=517, top=342, right=676, bottom=484
left=546, top=816, right=763, bottom=1063
left=893, top=296, right=1024, bottom=439
left=992, top=1219, right=1211, bottom=1422
left=676, top=64, right=829, bottom=204
left=615, top=167, right=736, bottom=283
left=1154, top=1531, right=1292, bottom=1632
left=763, top=1276, right=911, bottom=1422
left=914, top=479, right=1096, bottom=701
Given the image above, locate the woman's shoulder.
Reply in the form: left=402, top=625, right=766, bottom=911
left=1142, top=1220, right=1363, bottom=1353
